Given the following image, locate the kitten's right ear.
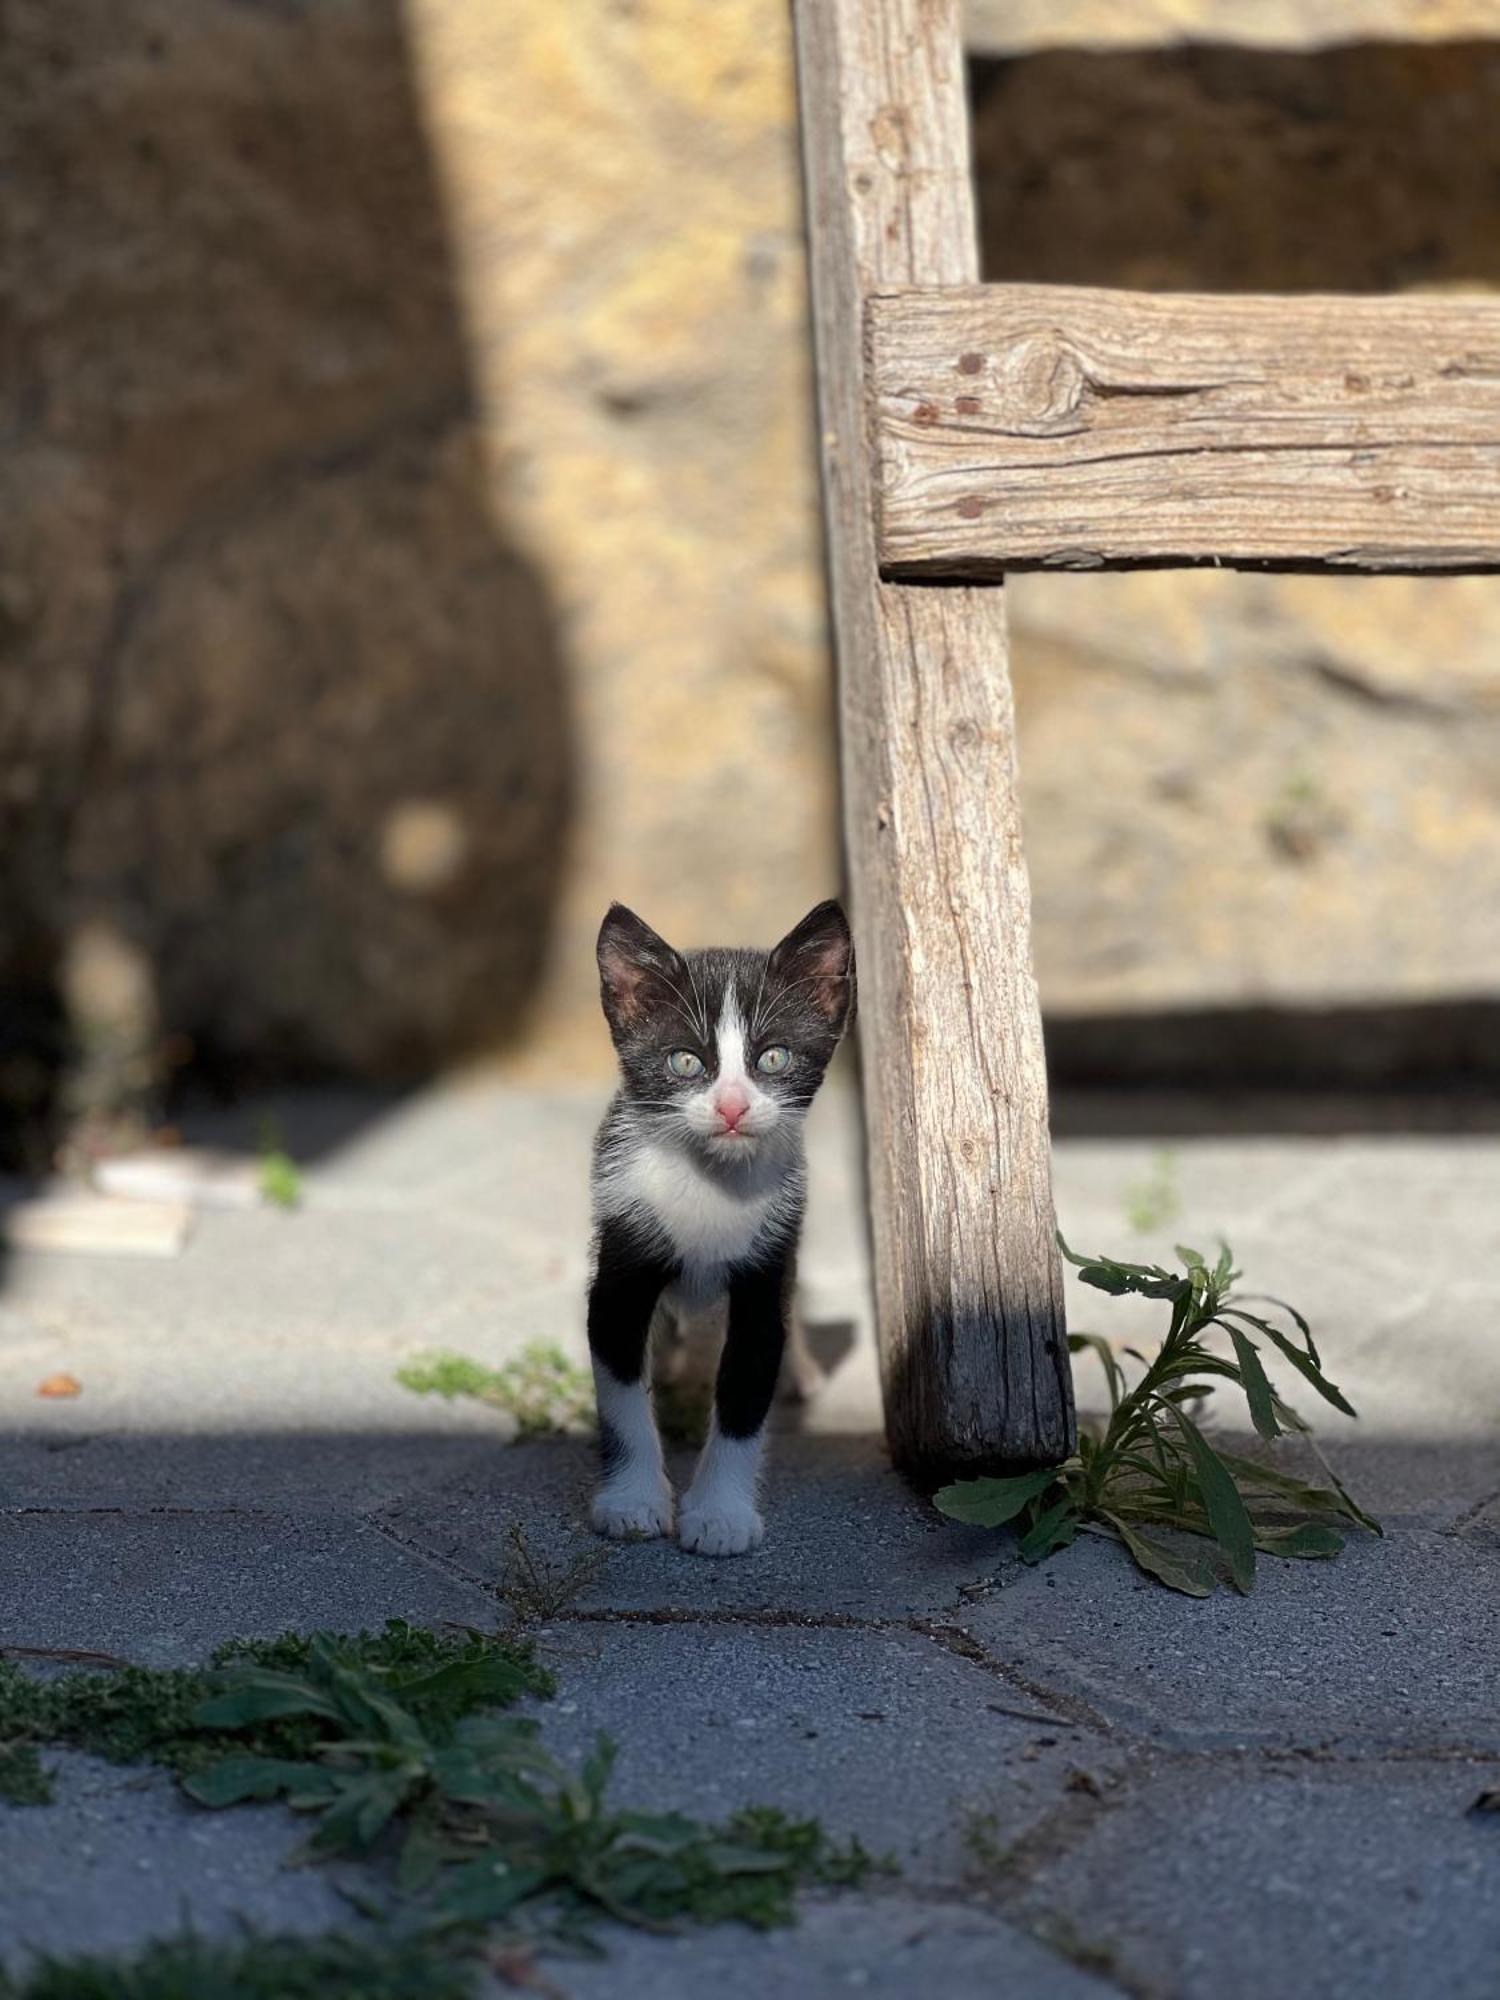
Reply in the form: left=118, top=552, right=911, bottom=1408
left=597, top=904, right=688, bottom=1038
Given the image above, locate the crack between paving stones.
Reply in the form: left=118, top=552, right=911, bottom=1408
left=562, top=1605, right=891, bottom=1634
left=960, top=1732, right=1500, bottom=2000
left=3, top=1504, right=277, bottom=1519
left=909, top=1619, right=1118, bottom=1735
left=805, top=1875, right=1149, bottom=2000
left=354, top=1513, right=517, bottom=1605
left=555, top=1608, right=1119, bottom=1734
left=953, top=1750, right=1155, bottom=2000
left=1447, top=1485, right=1500, bottom=1537
left=555, top=1610, right=1500, bottom=1768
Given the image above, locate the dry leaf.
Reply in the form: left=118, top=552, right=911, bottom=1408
left=484, top=1949, right=570, bottom=1999
left=36, top=1371, right=82, bottom=1399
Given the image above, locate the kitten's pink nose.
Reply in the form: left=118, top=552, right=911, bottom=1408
left=714, top=1086, right=751, bottom=1133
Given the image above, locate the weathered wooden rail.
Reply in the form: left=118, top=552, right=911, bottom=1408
left=871, top=285, right=1500, bottom=575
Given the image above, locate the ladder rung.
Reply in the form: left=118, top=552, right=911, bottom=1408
left=870, top=284, right=1500, bottom=575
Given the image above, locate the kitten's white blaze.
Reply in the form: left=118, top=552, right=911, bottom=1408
left=715, top=1002, right=749, bottom=1092
left=590, top=1362, right=673, bottom=1539
left=679, top=1420, right=765, bottom=1557
left=678, top=994, right=779, bottom=1146
left=598, top=1137, right=792, bottom=1296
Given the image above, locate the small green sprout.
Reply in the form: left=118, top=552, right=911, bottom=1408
left=396, top=1342, right=593, bottom=1437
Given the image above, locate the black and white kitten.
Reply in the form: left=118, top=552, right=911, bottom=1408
left=587, top=899, right=855, bottom=1557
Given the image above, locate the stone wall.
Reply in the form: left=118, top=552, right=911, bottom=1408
left=974, top=39, right=1500, bottom=1019
left=967, top=0, right=1500, bottom=52
left=3, top=1, right=1499, bottom=1131
left=2, top=0, right=573, bottom=1123
left=1, top=0, right=833, bottom=1136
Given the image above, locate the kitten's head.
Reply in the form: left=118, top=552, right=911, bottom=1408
left=596, top=900, right=854, bottom=1162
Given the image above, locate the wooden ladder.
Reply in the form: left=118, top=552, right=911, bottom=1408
left=791, top=0, right=1500, bottom=1479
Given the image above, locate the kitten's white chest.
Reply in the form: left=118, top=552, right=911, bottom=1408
left=609, top=1140, right=776, bottom=1284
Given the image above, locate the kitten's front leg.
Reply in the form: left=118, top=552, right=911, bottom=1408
left=587, top=1222, right=676, bottom=1540
left=679, top=1256, right=789, bottom=1557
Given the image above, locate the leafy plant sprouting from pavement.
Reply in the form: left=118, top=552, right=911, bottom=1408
left=935, top=1240, right=1380, bottom=1597
left=0, top=1619, right=876, bottom=1949
left=255, top=1116, right=302, bottom=1210
left=183, top=1637, right=874, bottom=1940
left=0, top=1622, right=552, bottom=1807
left=497, top=1524, right=608, bottom=1627
left=1122, top=1149, right=1180, bottom=1235
left=0, top=1927, right=479, bottom=2000
left=396, top=1343, right=594, bottom=1438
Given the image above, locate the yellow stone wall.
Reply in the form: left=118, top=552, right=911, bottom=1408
left=5, top=0, right=1500, bottom=1105
left=402, top=0, right=837, bottom=1071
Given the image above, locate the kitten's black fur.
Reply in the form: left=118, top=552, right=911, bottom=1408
left=585, top=900, right=854, bottom=1555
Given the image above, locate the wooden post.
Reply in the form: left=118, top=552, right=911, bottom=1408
left=792, top=0, right=1074, bottom=1476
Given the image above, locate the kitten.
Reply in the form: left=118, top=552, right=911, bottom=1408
left=587, top=899, right=855, bottom=1557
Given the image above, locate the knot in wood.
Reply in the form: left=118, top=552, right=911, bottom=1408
left=868, top=102, right=910, bottom=170
left=995, top=330, right=1090, bottom=437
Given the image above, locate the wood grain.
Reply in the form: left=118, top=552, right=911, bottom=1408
left=871, top=284, right=1500, bottom=574
left=792, top=0, right=1073, bottom=1475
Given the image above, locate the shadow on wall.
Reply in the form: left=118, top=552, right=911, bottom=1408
left=970, top=39, right=1500, bottom=293
left=0, top=1, right=572, bottom=1173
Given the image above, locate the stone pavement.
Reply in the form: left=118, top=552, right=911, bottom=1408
left=1, top=1075, right=1498, bottom=1997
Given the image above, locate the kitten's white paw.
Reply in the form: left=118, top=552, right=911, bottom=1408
left=591, top=1482, right=674, bottom=1540
left=678, top=1501, right=764, bottom=1558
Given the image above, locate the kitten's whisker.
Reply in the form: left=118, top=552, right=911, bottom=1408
left=652, top=983, right=708, bottom=1041
left=682, top=958, right=711, bottom=1042
left=753, top=968, right=850, bottom=1033
left=749, top=958, right=770, bottom=1042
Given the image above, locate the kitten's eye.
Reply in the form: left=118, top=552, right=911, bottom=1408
left=756, top=1046, right=791, bottom=1075
left=667, top=1050, right=704, bottom=1079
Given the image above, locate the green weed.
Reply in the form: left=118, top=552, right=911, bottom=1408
left=959, top=1808, right=1007, bottom=1877
left=0, top=1929, right=477, bottom=2000
left=0, top=1736, right=51, bottom=1807
left=183, top=1645, right=875, bottom=1938
left=0, top=1623, right=550, bottom=1805
left=497, top=1525, right=607, bottom=1627
left=0, top=1618, right=875, bottom=1953
left=1122, top=1149, right=1180, bottom=1235
left=255, top=1118, right=302, bottom=1210
left=936, top=1240, right=1379, bottom=1597
left=652, top=1375, right=713, bottom=1449
left=396, top=1343, right=594, bottom=1438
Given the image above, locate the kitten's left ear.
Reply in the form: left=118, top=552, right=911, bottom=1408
left=767, top=900, right=855, bottom=1032
left=597, top=902, right=690, bottom=1040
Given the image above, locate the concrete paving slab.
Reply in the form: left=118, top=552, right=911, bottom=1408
left=1052, top=1134, right=1354, bottom=1245
left=529, top=1620, right=1116, bottom=1884
left=0, top=1079, right=879, bottom=1440
left=1310, top=1435, right=1500, bottom=1529
left=0, top=1082, right=1495, bottom=1995
left=0, top=1752, right=347, bottom=1971
left=1057, top=1235, right=1441, bottom=1440
left=1, top=1200, right=569, bottom=1363
left=1008, top=1757, right=1500, bottom=2000
left=0, top=1429, right=504, bottom=1515
left=553, top=1890, right=1118, bottom=2000
left=380, top=1433, right=1010, bottom=1621
left=0, top=1512, right=500, bottom=1665
left=959, top=1527, right=1500, bottom=1752
left=1052, top=1132, right=1500, bottom=1443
